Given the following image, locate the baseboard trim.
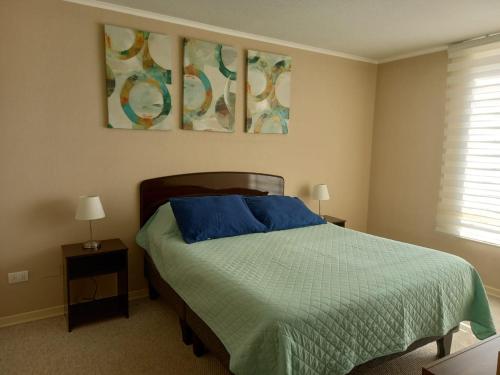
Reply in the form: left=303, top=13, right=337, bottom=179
left=0, top=288, right=148, bottom=329
left=459, top=322, right=471, bottom=333
left=0, top=305, right=64, bottom=329
left=129, top=288, right=149, bottom=301
left=485, top=285, right=500, bottom=299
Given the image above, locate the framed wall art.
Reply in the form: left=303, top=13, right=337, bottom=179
left=246, top=50, right=291, bottom=134
left=183, top=38, right=237, bottom=132
left=105, top=25, right=173, bottom=130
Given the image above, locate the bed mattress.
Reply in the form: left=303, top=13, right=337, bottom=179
left=136, top=206, right=496, bottom=375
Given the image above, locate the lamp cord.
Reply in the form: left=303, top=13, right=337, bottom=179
left=81, top=278, right=98, bottom=302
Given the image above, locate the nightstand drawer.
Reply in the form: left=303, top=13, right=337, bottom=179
left=323, top=215, right=346, bottom=227
left=67, top=250, right=127, bottom=279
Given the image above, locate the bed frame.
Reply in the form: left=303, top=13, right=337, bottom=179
left=139, top=171, right=455, bottom=374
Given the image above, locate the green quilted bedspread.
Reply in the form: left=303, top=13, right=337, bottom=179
left=136, top=205, right=496, bottom=375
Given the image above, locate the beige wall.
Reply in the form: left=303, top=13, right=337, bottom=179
left=368, top=51, right=500, bottom=291
left=0, top=0, right=377, bottom=317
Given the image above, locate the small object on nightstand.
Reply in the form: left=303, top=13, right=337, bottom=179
left=323, top=215, right=346, bottom=228
left=75, top=195, right=106, bottom=250
left=62, top=238, right=128, bottom=332
left=312, top=184, right=330, bottom=217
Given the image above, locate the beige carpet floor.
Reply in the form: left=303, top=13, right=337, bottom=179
left=0, top=296, right=498, bottom=375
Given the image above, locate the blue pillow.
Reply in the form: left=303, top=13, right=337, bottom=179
left=244, top=195, right=326, bottom=231
left=169, top=195, right=267, bottom=243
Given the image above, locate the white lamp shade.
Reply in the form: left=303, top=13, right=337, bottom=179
left=75, top=196, right=106, bottom=221
left=312, top=184, right=330, bottom=201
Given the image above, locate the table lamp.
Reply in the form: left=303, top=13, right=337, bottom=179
left=75, top=195, right=105, bottom=250
left=312, top=184, right=330, bottom=217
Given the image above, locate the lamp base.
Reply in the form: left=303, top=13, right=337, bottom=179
left=82, top=240, right=101, bottom=250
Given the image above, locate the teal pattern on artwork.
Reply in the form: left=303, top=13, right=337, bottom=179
left=120, top=73, right=171, bottom=129
left=216, top=44, right=237, bottom=80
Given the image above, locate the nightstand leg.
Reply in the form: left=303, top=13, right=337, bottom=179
left=117, top=260, right=129, bottom=318
left=64, top=259, right=72, bottom=332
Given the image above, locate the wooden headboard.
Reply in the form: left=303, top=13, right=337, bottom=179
left=139, top=172, right=285, bottom=226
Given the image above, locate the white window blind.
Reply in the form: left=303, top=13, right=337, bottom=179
left=437, top=35, right=500, bottom=246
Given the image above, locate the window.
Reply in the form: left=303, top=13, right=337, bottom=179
left=437, top=35, right=500, bottom=246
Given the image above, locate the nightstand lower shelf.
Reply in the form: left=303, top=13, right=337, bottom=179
left=67, top=295, right=128, bottom=330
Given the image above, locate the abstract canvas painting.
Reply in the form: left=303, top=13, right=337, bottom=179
left=246, top=50, right=291, bottom=134
left=183, top=39, right=237, bottom=132
left=105, top=25, right=173, bottom=130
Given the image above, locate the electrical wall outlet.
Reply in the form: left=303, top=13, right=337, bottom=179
left=8, top=270, right=29, bottom=284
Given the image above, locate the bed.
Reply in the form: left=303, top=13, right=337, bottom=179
left=136, top=172, right=496, bottom=375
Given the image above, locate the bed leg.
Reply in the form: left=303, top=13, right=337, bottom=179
left=148, top=281, right=159, bottom=300
left=437, top=331, right=453, bottom=358
left=179, top=318, right=193, bottom=345
left=192, top=334, right=206, bottom=357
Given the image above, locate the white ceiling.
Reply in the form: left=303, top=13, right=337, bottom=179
left=88, top=0, right=500, bottom=62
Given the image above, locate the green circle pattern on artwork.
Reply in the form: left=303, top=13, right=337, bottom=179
left=184, top=64, right=213, bottom=117
left=216, top=44, right=236, bottom=81
left=120, top=72, right=171, bottom=128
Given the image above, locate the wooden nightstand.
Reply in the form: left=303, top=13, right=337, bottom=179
left=323, top=215, right=346, bottom=227
left=422, top=333, right=500, bottom=375
left=62, top=238, right=129, bottom=331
